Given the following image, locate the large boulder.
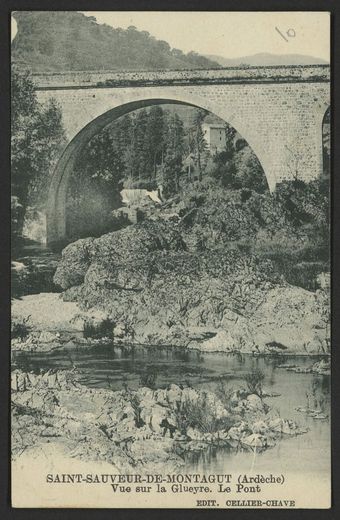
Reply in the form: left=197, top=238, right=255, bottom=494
left=249, top=286, right=330, bottom=354
left=188, top=284, right=329, bottom=355
left=51, top=204, right=329, bottom=355
left=54, top=220, right=185, bottom=294
left=54, top=238, right=95, bottom=289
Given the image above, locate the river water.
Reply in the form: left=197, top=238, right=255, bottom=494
left=12, top=345, right=331, bottom=479
left=12, top=238, right=61, bottom=297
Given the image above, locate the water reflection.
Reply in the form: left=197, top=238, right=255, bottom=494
left=12, top=345, right=330, bottom=476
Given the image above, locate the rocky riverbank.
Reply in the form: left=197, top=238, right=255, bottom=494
left=12, top=368, right=307, bottom=472
left=49, top=226, right=329, bottom=355
left=277, top=358, right=330, bottom=376
left=50, top=182, right=330, bottom=355
left=11, top=286, right=330, bottom=356
left=12, top=184, right=330, bottom=356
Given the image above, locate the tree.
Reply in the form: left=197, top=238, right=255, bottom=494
left=232, top=147, right=268, bottom=193
left=191, top=110, right=208, bottom=181
left=161, top=113, right=185, bottom=196
left=134, top=109, right=149, bottom=181
left=110, top=114, right=136, bottom=182
left=114, top=114, right=133, bottom=153
left=28, top=98, right=66, bottom=203
left=11, top=69, right=37, bottom=126
left=121, top=115, right=140, bottom=183
left=11, top=67, right=66, bottom=236
left=144, top=106, right=165, bottom=178
left=77, top=127, right=124, bottom=191
left=172, top=48, right=185, bottom=59
left=210, top=150, right=236, bottom=187
left=225, top=124, right=237, bottom=153
left=68, top=127, right=125, bottom=239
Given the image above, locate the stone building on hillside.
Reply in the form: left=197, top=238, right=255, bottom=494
left=202, top=122, right=226, bottom=154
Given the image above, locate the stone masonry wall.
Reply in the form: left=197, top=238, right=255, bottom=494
left=33, top=65, right=329, bottom=88
left=33, top=66, right=330, bottom=245
left=37, top=81, right=330, bottom=191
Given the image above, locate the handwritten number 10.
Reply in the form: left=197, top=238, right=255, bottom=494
left=275, top=26, right=296, bottom=42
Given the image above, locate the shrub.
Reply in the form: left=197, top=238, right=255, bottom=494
left=232, top=147, right=268, bottom=193
left=83, top=318, right=114, bottom=339
left=11, top=316, right=30, bottom=340
left=11, top=196, right=24, bottom=240
left=127, top=392, right=145, bottom=427
left=211, top=160, right=237, bottom=188
left=244, top=368, right=265, bottom=397
left=214, top=381, right=235, bottom=410
left=174, top=393, right=233, bottom=435
left=139, top=368, right=158, bottom=389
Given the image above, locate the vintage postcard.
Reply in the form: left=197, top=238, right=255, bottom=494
left=11, top=11, right=331, bottom=508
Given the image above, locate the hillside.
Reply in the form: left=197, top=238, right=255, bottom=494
left=205, top=52, right=328, bottom=67
left=12, top=11, right=220, bottom=72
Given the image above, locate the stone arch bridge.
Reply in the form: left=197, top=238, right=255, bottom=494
left=33, top=65, right=330, bottom=247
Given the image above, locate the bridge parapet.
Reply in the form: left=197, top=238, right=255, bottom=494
left=33, top=64, right=330, bottom=89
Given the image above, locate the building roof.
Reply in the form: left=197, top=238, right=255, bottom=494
left=203, top=113, right=225, bottom=125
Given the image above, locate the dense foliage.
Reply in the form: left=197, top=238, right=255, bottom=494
left=65, top=104, right=269, bottom=238
left=71, top=105, right=267, bottom=197
left=12, top=11, right=221, bottom=72
left=11, top=68, right=66, bottom=238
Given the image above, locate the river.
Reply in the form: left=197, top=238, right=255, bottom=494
left=12, top=345, right=331, bottom=480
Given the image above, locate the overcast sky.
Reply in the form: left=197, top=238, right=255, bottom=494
left=84, top=12, right=330, bottom=61
left=12, top=11, right=330, bottom=62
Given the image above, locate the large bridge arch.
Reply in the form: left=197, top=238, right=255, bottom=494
left=46, top=95, right=269, bottom=247
left=37, top=66, right=329, bottom=246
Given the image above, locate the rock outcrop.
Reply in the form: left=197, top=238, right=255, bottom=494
left=37, top=183, right=330, bottom=355
left=51, top=212, right=329, bottom=354
left=12, top=368, right=307, bottom=472
left=192, top=285, right=329, bottom=354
